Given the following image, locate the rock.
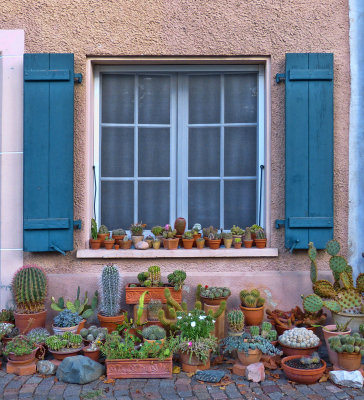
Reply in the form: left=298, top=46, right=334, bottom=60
left=246, top=362, right=265, bottom=383
left=195, top=369, right=225, bottom=383
left=56, top=355, right=104, bottom=384
left=135, top=241, right=149, bottom=250
left=232, top=362, right=247, bottom=376
left=329, top=370, right=363, bottom=388
left=37, top=360, right=57, bottom=375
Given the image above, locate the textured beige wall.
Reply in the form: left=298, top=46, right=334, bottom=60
left=0, top=1, right=350, bottom=301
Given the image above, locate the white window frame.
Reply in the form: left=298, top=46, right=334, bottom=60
left=93, top=64, right=265, bottom=231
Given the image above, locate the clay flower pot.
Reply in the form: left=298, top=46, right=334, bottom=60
left=196, top=239, right=205, bottom=249
left=208, top=239, right=221, bottom=250
left=163, top=238, right=179, bottom=250
left=332, top=311, right=364, bottom=333
left=223, top=238, right=233, bottom=248
left=7, top=347, right=38, bottom=363
left=53, top=324, right=79, bottom=335
left=322, top=325, right=351, bottom=367
left=174, top=217, right=186, bottom=235
left=77, top=319, right=86, bottom=334
left=120, top=240, right=132, bottom=249
left=240, top=305, right=264, bottom=326
left=153, top=241, right=161, bottom=249
left=281, top=355, right=326, bottom=384
left=234, top=242, right=242, bottom=249
left=175, top=234, right=183, bottom=246
left=179, top=351, right=211, bottom=373
left=255, top=239, right=267, bottom=248
left=244, top=240, right=253, bottom=248
left=337, top=352, right=362, bottom=371
left=82, top=346, right=100, bottom=362
left=145, top=239, right=153, bottom=248
left=50, top=346, right=83, bottom=361
left=114, top=244, right=120, bottom=250
left=112, top=234, right=125, bottom=242
left=98, top=312, right=126, bottom=333
left=200, top=294, right=230, bottom=306
left=237, top=348, right=262, bottom=366
left=104, top=239, right=115, bottom=250
left=182, top=238, right=194, bottom=249
left=90, top=238, right=102, bottom=250
left=193, top=233, right=201, bottom=247
left=14, top=310, right=47, bottom=334
left=97, top=233, right=109, bottom=247
left=132, top=235, right=144, bottom=247
left=278, top=341, right=321, bottom=357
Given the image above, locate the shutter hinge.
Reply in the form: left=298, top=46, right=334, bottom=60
left=74, top=73, right=83, bottom=84
left=73, top=220, right=82, bottom=230
left=275, top=219, right=285, bottom=229
left=275, top=73, right=286, bottom=84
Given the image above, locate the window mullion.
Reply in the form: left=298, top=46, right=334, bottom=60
left=134, top=74, right=139, bottom=223
left=170, top=74, right=177, bottom=224
left=220, top=74, right=224, bottom=230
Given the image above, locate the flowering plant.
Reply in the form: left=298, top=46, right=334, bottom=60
left=176, top=308, right=215, bottom=340
left=130, top=223, right=146, bottom=236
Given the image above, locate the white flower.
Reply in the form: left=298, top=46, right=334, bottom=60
left=212, top=320, right=216, bottom=323
left=199, top=315, right=206, bottom=320
left=177, top=316, right=182, bottom=319
left=188, top=313, right=191, bottom=316
left=191, top=321, right=196, bottom=327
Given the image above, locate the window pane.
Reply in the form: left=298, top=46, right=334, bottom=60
left=138, top=128, right=170, bottom=177
left=224, top=127, right=257, bottom=177
left=189, top=75, right=220, bottom=124
left=189, top=127, right=220, bottom=177
left=101, top=127, right=134, bottom=177
left=138, top=181, right=169, bottom=227
left=101, top=181, right=134, bottom=230
left=188, top=181, right=220, bottom=228
left=138, top=75, right=170, bottom=124
left=224, top=180, right=256, bottom=229
left=224, top=74, right=257, bottom=123
left=102, top=74, right=134, bottom=124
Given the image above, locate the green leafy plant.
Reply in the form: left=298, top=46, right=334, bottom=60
left=151, top=226, right=163, bottom=236
left=231, top=225, right=244, bottom=236
left=234, top=237, right=242, bottom=243
left=182, top=231, right=193, bottom=239
left=167, top=270, right=187, bottom=291
left=99, top=264, right=122, bottom=317
left=0, top=309, right=14, bottom=323
left=4, top=335, right=37, bottom=356
left=91, top=219, right=98, bottom=240
left=240, top=289, right=265, bottom=308
left=130, top=222, right=146, bottom=236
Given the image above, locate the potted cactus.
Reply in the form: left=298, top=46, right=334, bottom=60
left=191, top=223, right=202, bottom=246
left=249, top=322, right=278, bottom=344
left=45, top=332, right=84, bottom=361
left=4, top=335, right=38, bottom=362
left=222, top=232, right=233, bottom=249
left=207, top=231, right=222, bottom=250
left=120, top=235, right=132, bottom=249
left=233, top=237, right=242, bottom=249
left=12, top=265, right=48, bottom=333
left=90, top=218, right=102, bottom=249
left=250, top=224, right=262, bottom=243
left=240, top=289, right=265, bottom=326
left=98, top=224, right=109, bottom=247
left=147, top=299, right=163, bottom=321
left=130, top=222, right=146, bottom=246
left=182, top=231, right=194, bottom=249
left=52, top=309, right=83, bottom=335
left=281, top=352, right=326, bottom=384
left=162, top=224, right=179, bottom=250
left=142, top=325, right=166, bottom=348
left=145, top=235, right=154, bottom=248
left=98, top=264, right=126, bottom=332
left=328, top=332, right=364, bottom=371
left=198, top=285, right=231, bottom=306
left=227, top=309, right=245, bottom=336
left=104, top=234, right=115, bottom=250
left=231, top=225, right=244, bottom=242
left=322, top=320, right=351, bottom=368
left=196, top=237, right=205, bottom=249
left=278, top=327, right=321, bottom=356
left=167, top=270, right=186, bottom=291
left=243, top=227, right=253, bottom=248
left=153, top=238, right=161, bottom=249
left=254, top=228, right=267, bottom=248
left=151, top=225, right=164, bottom=245
left=112, top=228, right=126, bottom=242
left=0, top=309, right=15, bottom=324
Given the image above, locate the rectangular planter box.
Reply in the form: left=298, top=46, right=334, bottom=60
left=105, top=357, right=172, bottom=379
left=125, top=284, right=182, bottom=304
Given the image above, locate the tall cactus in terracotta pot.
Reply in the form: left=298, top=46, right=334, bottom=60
left=12, top=265, right=48, bottom=333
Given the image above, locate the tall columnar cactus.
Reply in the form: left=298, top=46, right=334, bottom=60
left=227, top=309, right=245, bottom=332
left=12, top=265, right=47, bottom=313
left=99, top=264, right=122, bottom=317
left=148, top=266, right=161, bottom=286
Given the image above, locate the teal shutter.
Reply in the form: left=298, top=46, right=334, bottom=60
left=279, top=53, right=334, bottom=250
left=23, top=53, right=81, bottom=254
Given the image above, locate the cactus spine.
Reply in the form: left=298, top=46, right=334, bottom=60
left=227, top=309, right=245, bottom=332
left=99, top=264, right=122, bottom=317
left=148, top=266, right=161, bottom=286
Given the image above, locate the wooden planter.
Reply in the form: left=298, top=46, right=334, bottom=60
left=105, top=357, right=172, bottom=379
left=282, top=355, right=326, bottom=384
left=126, top=284, right=182, bottom=304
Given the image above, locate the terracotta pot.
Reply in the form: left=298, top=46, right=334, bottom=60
left=50, top=347, right=83, bottom=361
left=114, top=244, right=120, bottom=250
left=208, top=239, right=221, bottom=250
left=193, top=233, right=201, bottom=247
left=163, top=238, right=179, bottom=250
left=153, top=241, right=161, bottom=249
left=323, top=324, right=351, bottom=367
left=240, top=305, right=264, bottom=326
left=14, top=310, right=47, bottom=334
left=332, top=311, right=364, bottom=333
left=104, top=239, right=115, bottom=249
left=179, top=351, right=211, bottom=372
left=132, top=235, right=144, bottom=247
left=175, top=234, right=183, bottom=246
left=200, top=295, right=230, bottom=306
left=244, top=240, right=253, bottom=248
left=196, top=239, right=205, bottom=249
left=223, top=238, right=233, bottom=248
left=234, top=242, right=242, bottom=249
left=182, top=238, right=194, bottom=249
left=105, top=357, right=172, bottom=379
left=7, top=347, right=38, bottom=363
left=112, top=234, right=125, bottom=242
left=98, top=312, right=126, bottom=333
left=90, top=238, right=102, bottom=250
left=232, top=235, right=243, bottom=242
left=203, top=237, right=210, bottom=247
left=97, top=233, right=109, bottom=247
left=255, top=239, right=267, bottom=248
left=278, top=341, right=321, bottom=357
left=145, top=239, right=153, bottom=248
left=237, top=348, right=262, bottom=366
left=77, top=319, right=86, bottom=334
left=155, top=235, right=164, bottom=246
left=120, top=240, right=132, bottom=249
left=53, top=324, right=79, bottom=335
left=174, top=217, right=186, bottom=235
left=281, top=355, right=326, bottom=384
left=337, top=351, right=362, bottom=371
left=82, top=346, right=100, bottom=361
left=143, top=337, right=165, bottom=349
left=126, top=284, right=182, bottom=304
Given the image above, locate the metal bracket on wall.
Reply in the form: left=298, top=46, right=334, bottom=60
left=73, top=220, right=82, bottom=230
left=50, top=244, right=66, bottom=256
left=289, top=239, right=300, bottom=253
left=74, top=73, right=83, bottom=84
left=275, top=219, right=285, bottom=229
left=275, top=73, right=286, bottom=84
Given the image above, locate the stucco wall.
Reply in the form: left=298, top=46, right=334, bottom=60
left=0, top=1, right=350, bottom=310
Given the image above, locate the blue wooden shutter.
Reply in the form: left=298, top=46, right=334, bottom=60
left=279, top=53, right=334, bottom=250
left=23, top=53, right=81, bottom=254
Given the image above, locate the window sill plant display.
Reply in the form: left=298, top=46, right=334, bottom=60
left=196, top=237, right=205, bottom=249
left=227, top=309, right=245, bottom=336
left=191, top=223, right=202, bottom=245
left=162, top=224, right=179, bottom=250
left=120, top=235, right=132, bottom=249
left=222, top=232, right=233, bottom=249
left=321, top=320, right=351, bottom=367
left=142, top=325, right=166, bottom=348
left=104, top=234, right=115, bottom=250
left=52, top=309, right=83, bottom=335
left=0, top=309, right=15, bottom=324
left=231, top=225, right=244, bottom=242
left=12, top=264, right=48, bottom=334
left=254, top=228, right=267, bottom=248
left=203, top=226, right=221, bottom=249
left=243, top=227, right=253, bottom=248
left=198, top=285, right=231, bottom=306
left=250, top=322, right=278, bottom=344
left=278, top=327, right=321, bottom=356
left=112, top=228, right=126, bottom=242
left=145, top=235, right=154, bottom=248
left=98, top=223, right=109, bottom=247
left=182, top=231, right=194, bottom=249
left=250, top=224, right=263, bottom=242
left=303, top=240, right=364, bottom=333
left=45, top=332, right=83, bottom=361
left=130, top=222, right=146, bottom=246
left=90, top=218, right=102, bottom=249
left=281, top=352, right=327, bottom=385
left=221, top=331, right=282, bottom=366
left=153, top=238, right=161, bottom=249
left=4, top=335, right=38, bottom=363
left=328, top=332, right=364, bottom=371
left=98, top=264, right=125, bottom=332
left=234, top=237, right=242, bottom=249
left=151, top=225, right=164, bottom=246
left=240, top=289, right=265, bottom=326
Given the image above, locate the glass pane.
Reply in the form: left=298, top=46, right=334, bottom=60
left=102, top=74, right=134, bottom=124
left=138, top=75, right=170, bottom=124
left=225, top=74, right=257, bottom=123
left=101, top=181, right=134, bottom=230
left=189, top=75, right=220, bottom=124
left=101, top=127, right=134, bottom=177
left=138, top=181, right=170, bottom=227
left=138, top=128, right=170, bottom=177
left=189, top=128, right=220, bottom=177
left=224, top=127, right=257, bottom=176
left=188, top=181, right=220, bottom=228
left=224, top=180, right=256, bottom=229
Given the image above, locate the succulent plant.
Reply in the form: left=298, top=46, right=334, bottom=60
left=0, top=309, right=14, bottom=323
left=250, top=224, right=263, bottom=233
left=221, top=332, right=282, bottom=356
left=199, top=286, right=231, bottom=299
left=183, top=231, right=193, bottom=239
left=53, top=309, right=82, bottom=328
left=300, top=352, right=320, bottom=365
left=203, top=226, right=218, bottom=238
left=255, top=229, right=266, bottom=239
left=227, top=309, right=245, bottom=333
left=148, top=266, right=161, bottom=286
left=0, top=323, right=14, bottom=341
left=98, top=224, right=109, bottom=234
left=162, top=225, right=177, bottom=239
left=244, top=227, right=252, bottom=241
left=79, top=326, right=107, bottom=341
left=328, top=333, right=364, bottom=355
left=130, top=222, right=146, bottom=236
left=27, top=328, right=50, bottom=344
left=192, top=223, right=201, bottom=234
left=279, top=327, right=320, bottom=348
left=151, top=226, right=163, bottom=236
left=230, top=225, right=244, bottom=236
left=250, top=326, right=260, bottom=337
left=167, top=270, right=187, bottom=291
left=142, top=325, right=166, bottom=340
left=147, top=299, right=163, bottom=321
left=12, top=265, right=47, bottom=313
left=99, top=264, right=122, bottom=317
left=360, top=324, right=364, bottom=337
left=234, top=237, right=242, bottom=243
left=240, top=289, right=265, bottom=308
left=222, top=232, right=233, bottom=239
left=208, top=232, right=221, bottom=240
left=112, top=228, right=125, bottom=236
left=4, top=335, right=37, bottom=356
left=45, top=332, right=83, bottom=351
left=91, top=218, right=98, bottom=240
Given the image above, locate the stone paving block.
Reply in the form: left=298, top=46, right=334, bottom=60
left=307, top=395, right=325, bottom=400
left=26, top=375, right=43, bottom=384
left=210, top=392, right=228, bottom=400
left=114, top=389, right=130, bottom=396
left=296, top=385, right=314, bottom=395
left=325, top=396, right=338, bottom=400
left=262, top=385, right=281, bottom=394
left=334, top=393, right=351, bottom=400
left=224, top=384, right=241, bottom=398
left=195, top=393, right=212, bottom=400
left=268, top=393, right=284, bottom=400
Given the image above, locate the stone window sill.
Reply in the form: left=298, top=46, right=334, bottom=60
left=76, top=248, right=278, bottom=259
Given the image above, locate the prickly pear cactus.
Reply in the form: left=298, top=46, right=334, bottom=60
left=303, top=294, right=324, bottom=314
left=326, top=240, right=340, bottom=256
left=308, top=242, right=318, bottom=283
left=329, top=256, right=347, bottom=274
left=340, top=272, right=352, bottom=290
left=356, top=273, right=364, bottom=293
left=313, top=280, right=336, bottom=299
left=337, top=288, right=362, bottom=311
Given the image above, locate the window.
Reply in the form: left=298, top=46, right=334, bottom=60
left=94, top=65, right=265, bottom=231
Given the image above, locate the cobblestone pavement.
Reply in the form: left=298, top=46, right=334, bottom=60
left=0, top=363, right=363, bottom=400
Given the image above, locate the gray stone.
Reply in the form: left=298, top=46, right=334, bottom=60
left=195, top=370, right=225, bottom=383
left=37, top=360, right=57, bottom=375
left=56, top=355, right=105, bottom=384
left=329, top=370, right=363, bottom=389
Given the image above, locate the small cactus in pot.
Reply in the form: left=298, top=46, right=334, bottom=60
left=227, top=309, right=245, bottom=335
left=243, top=227, right=253, bottom=248
left=147, top=299, right=163, bottom=321
left=240, top=289, right=265, bottom=326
